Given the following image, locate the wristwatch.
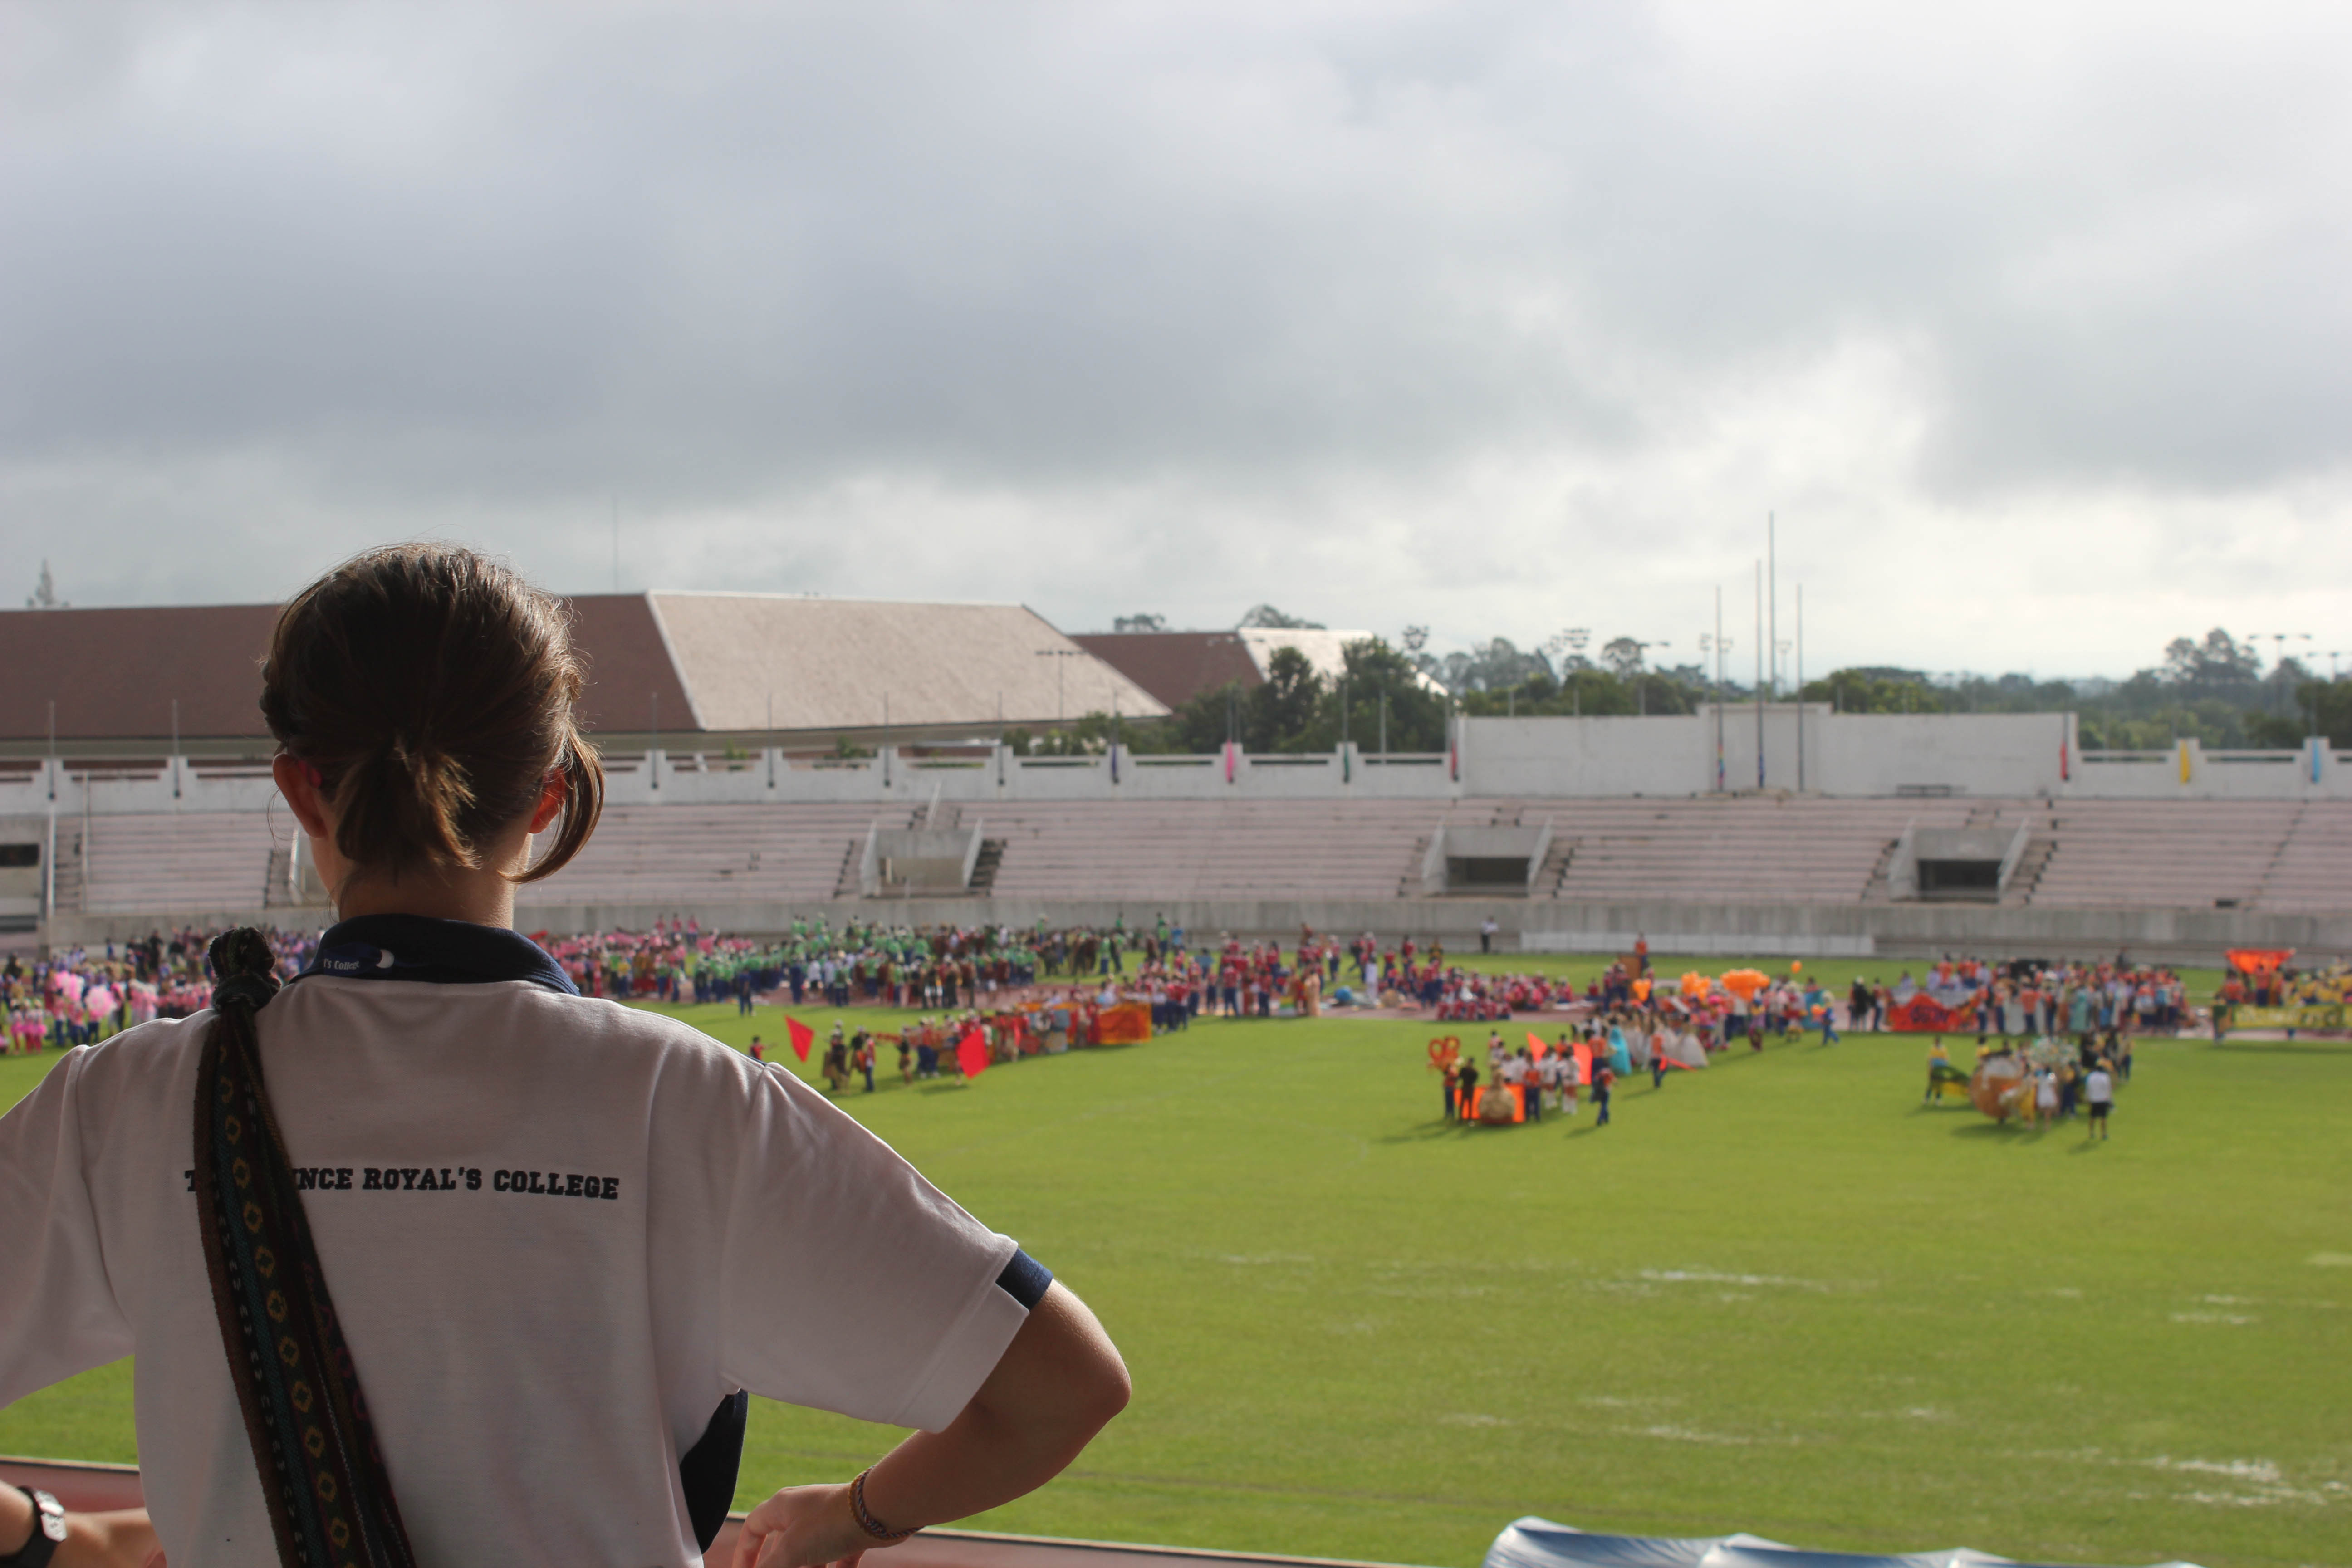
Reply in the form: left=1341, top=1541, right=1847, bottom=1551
left=0, top=1486, right=66, bottom=1568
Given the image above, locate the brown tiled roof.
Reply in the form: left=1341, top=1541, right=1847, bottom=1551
left=1071, top=632, right=1262, bottom=710
left=568, top=594, right=698, bottom=738
left=0, top=604, right=282, bottom=740
left=0, top=595, right=695, bottom=742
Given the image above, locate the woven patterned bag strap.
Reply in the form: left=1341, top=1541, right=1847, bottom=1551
left=193, top=928, right=417, bottom=1568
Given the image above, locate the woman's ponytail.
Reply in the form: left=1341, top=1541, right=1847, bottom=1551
left=333, top=736, right=479, bottom=874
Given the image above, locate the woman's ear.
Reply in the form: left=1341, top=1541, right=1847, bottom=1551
left=273, top=755, right=334, bottom=840
left=527, top=770, right=568, bottom=834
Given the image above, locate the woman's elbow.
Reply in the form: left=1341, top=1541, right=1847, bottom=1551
left=1075, top=1340, right=1132, bottom=1431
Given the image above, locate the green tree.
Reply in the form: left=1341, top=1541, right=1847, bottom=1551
left=1802, top=669, right=1950, bottom=714
left=2247, top=678, right=2352, bottom=748
left=1246, top=646, right=1326, bottom=751
left=1314, top=637, right=1450, bottom=752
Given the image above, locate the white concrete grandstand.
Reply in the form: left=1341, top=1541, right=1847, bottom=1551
left=14, top=786, right=2352, bottom=960
left=4, top=598, right=2347, bottom=958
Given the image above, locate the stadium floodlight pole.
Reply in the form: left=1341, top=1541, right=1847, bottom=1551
left=43, top=698, right=55, bottom=921
left=171, top=698, right=181, bottom=802
left=1794, top=585, right=1804, bottom=793
left=1034, top=647, right=1086, bottom=730
left=766, top=691, right=775, bottom=789
left=1708, top=588, right=1727, bottom=792
left=1379, top=689, right=1388, bottom=758
left=2262, top=632, right=2312, bottom=718
left=649, top=691, right=660, bottom=793
left=1754, top=560, right=1765, bottom=789
left=1767, top=513, right=1777, bottom=699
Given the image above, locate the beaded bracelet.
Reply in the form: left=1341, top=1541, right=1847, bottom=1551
left=849, top=1467, right=917, bottom=1544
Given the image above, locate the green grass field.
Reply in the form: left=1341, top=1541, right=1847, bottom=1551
left=3, top=995, right=2344, bottom=1568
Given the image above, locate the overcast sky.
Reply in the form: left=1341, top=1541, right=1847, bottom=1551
left=5, top=1, right=2350, bottom=680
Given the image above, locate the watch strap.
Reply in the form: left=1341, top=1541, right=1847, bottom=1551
left=0, top=1486, right=65, bottom=1568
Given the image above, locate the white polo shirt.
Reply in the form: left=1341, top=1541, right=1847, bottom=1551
left=0, top=937, right=1034, bottom=1568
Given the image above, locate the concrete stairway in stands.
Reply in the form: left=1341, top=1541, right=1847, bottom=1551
left=2250, top=802, right=2352, bottom=913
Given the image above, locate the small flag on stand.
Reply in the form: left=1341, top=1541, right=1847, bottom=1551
left=956, top=1028, right=990, bottom=1080
left=786, top=1017, right=814, bottom=1063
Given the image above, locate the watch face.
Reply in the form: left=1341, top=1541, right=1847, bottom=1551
left=34, top=1491, right=67, bottom=1542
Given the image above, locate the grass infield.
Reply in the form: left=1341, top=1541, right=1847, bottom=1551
left=2, top=992, right=2344, bottom=1568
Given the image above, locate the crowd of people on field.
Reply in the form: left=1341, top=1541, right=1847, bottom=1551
left=3, top=928, right=318, bottom=1053
left=1926, top=1030, right=2130, bottom=1132
left=2216, top=960, right=2352, bottom=1011
left=3, top=910, right=2214, bottom=1059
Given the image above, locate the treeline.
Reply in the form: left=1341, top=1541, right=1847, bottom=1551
left=1019, top=639, right=1452, bottom=756
left=1793, top=631, right=2347, bottom=749
left=1021, top=622, right=2349, bottom=755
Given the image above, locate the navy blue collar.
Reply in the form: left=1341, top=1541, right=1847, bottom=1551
left=301, top=914, right=578, bottom=996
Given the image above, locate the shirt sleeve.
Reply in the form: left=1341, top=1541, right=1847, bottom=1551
left=0, top=1050, right=135, bottom=1408
left=709, top=1064, right=1030, bottom=1433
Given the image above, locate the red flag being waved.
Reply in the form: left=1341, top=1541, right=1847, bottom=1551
left=956, top=1028, right=991, bottom=1080
left=786, top=1017, right=814, bottom=1063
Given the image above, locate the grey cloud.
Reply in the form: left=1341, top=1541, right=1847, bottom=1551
left=1, top=0, right=2349, bottom=667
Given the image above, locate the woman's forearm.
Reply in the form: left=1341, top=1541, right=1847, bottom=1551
left=861, top=1281, right=1129, bottom=1533
left=732, top=1280, right=1128, bottom=1568
left=0, top=1487, right=157, bottom=1568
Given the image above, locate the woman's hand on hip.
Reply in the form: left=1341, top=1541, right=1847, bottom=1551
left=731, top=1483, right=870, bottom=1568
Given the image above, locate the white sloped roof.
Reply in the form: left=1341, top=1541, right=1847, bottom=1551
left=647, top=593, right=1167, bottom=733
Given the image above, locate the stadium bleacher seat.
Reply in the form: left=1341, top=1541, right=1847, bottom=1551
left=82, top=812, right=283, bottom=914
left=521, top=804, right=918, bottom=908
left=49, top=796, right=2352, bottom=919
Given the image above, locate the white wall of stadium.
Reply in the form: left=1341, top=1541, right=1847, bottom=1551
left=5, top=710, right=2347, bottom=817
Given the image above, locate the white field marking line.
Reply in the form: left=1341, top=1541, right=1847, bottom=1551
left=2025, top=1450, right=2344, bottom=1509
left=1615, top=1423, right=1804, bottom=1447
left=1637, top=1268, right=1834, bottom=1291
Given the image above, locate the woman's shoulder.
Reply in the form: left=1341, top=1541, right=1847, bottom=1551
left=511, top=988, right=756, bottom=1069
left=7, top=1014, right=211, bottom=1129
left=67, top=1012, right=212, bottom=1076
